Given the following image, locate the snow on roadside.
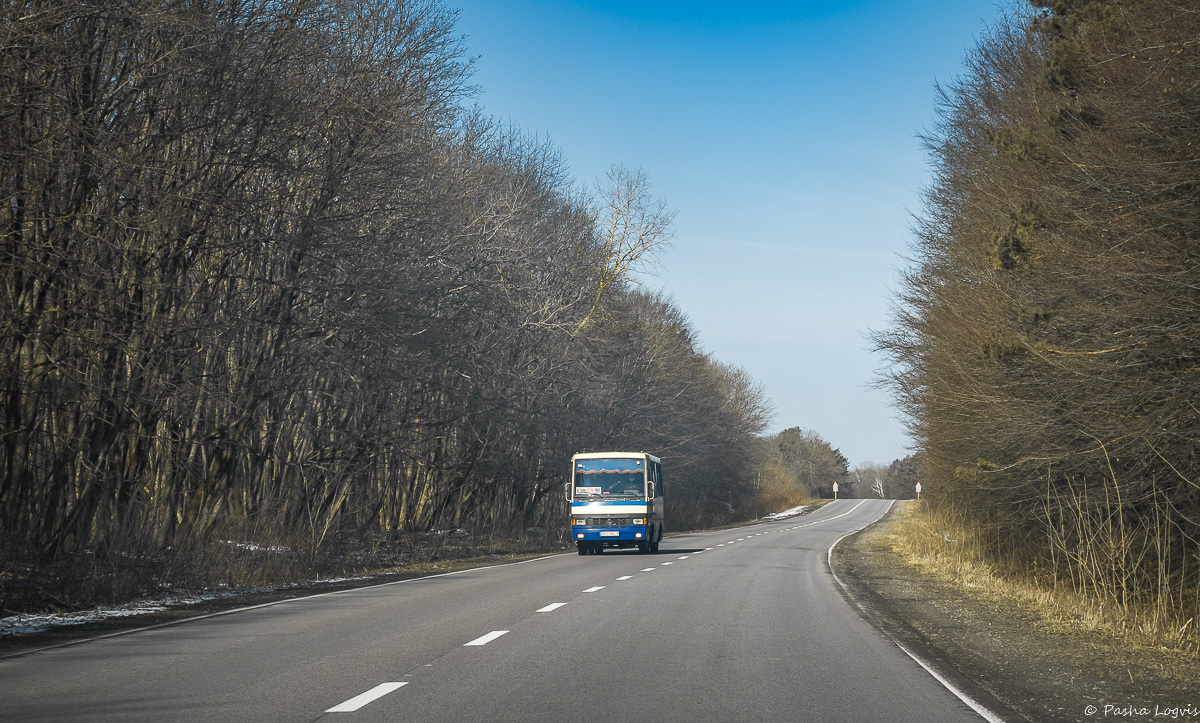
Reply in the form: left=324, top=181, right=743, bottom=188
left=763, top=505, right=809, bottom=520
left=0, top=577, right=370, bottom=637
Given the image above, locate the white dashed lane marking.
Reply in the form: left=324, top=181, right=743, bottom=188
left=464, top=630, right=509, bottom=646
left=325, top=516, right=835, bottom=717
left=326, top=682, right=408, bottom=712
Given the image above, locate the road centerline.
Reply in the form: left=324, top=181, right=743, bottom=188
left=326, top=682, right=408, bottom=713
left=464, top=630, right=509, bottom=646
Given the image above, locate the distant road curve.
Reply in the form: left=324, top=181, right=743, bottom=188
left=1, top=499, right=1002, bottom=722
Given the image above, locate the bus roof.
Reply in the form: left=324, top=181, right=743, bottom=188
left=571, top=451, right=661, bottom=463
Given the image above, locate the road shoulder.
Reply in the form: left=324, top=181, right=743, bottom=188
left=830, top=503, right=1200, bottom=723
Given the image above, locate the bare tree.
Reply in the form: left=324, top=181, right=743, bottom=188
left=577, top=165, right=675, bottom=331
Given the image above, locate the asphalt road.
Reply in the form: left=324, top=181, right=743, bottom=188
left=0, top=499, right=991, bottom=722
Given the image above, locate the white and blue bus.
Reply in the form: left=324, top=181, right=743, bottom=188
left=568, top=451, right=664, bottom=555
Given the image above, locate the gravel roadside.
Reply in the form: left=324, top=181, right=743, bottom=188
left=830, top=502, right=1200, bottom=723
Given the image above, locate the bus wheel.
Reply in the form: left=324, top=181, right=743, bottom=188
left=577, top=543, right=587, bottom=555
left=638, top=542, right=649, bottom=554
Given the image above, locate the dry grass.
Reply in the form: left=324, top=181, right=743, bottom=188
left=884, top=500, right=1200, bottom=657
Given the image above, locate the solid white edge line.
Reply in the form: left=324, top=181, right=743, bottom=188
left=3, top=553, right=568, bottom=660
left=535, top=603, right=567, bottom=613
left=326, top=681, right=408, bottom=712
left=464, top=630, right=509, bottom=646
left=894, top=641, right=1007, bottom=723
left=826, top=501, right=1006, bottom=723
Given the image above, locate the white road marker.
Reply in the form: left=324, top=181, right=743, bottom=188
left=616, top=575, right=633, bottom=580
left=464, top=630, right=509, bottom=646
left=661, top=562, right=673, bottom=566
left=326, top=682, right=408, bottom=712
left=536, top=603, right=567, bottom=613
left=677, top=555, right=689, bottom=559
left=583, top=586, right=605, bottom=593
left=641, top=567, right=656, bottom=572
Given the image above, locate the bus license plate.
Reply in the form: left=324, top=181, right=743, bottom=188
left=600, top=530, right=619, bottom=537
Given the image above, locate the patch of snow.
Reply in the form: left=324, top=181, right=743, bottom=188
left=0, top=576, right=372, bottom=637
left=221, top=540, right=293, bottom=553
left=763, top=505, right=809, bottom=520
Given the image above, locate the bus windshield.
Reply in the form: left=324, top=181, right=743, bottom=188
left=574, top=458, right=646, bottom=498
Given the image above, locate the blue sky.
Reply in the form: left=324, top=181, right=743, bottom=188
left=450, top=0, right=1010, bottom=466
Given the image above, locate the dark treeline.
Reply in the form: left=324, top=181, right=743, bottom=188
left=0, top=0, right=771, bottom=609
left=879, top=0, right=1200, bottom=637
left=755, top=428, right=923, bottom=503
left=757, top=427, right=849, bottom=501
left=840, top=455, right=922, bottom=501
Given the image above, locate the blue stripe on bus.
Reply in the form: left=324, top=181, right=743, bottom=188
left=571, top=501, right=645, bottom=506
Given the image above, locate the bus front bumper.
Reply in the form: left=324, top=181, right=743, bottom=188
left=573, top=526, right=649, bottom=542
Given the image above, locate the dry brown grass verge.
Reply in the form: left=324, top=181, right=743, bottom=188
left=885, top=500, right=1200, bottom=658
